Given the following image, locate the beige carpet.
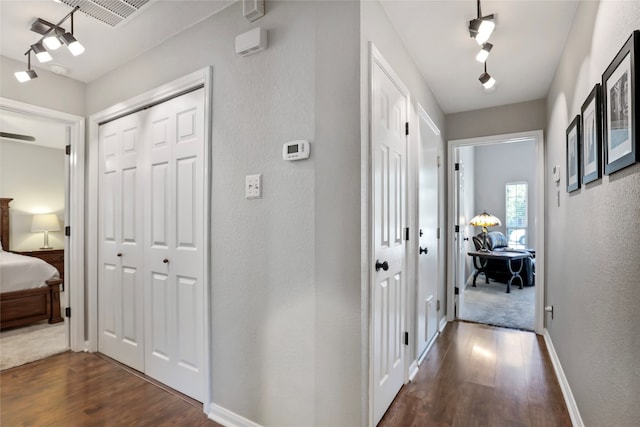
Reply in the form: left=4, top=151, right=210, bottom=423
left=0, top=322, right=68, bottom=371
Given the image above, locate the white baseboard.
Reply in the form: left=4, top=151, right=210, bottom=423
left=439, top=316, right=448, bottom=333
left=209, top=403, right=263, bottom=427
left=408, top=360, right=419, bottom=382
left=543, top=329, right=584, bottom=427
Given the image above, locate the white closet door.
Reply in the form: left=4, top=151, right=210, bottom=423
left=144, top=88, right=205, bottom=400
left=98, top=112, right=145, bottom=371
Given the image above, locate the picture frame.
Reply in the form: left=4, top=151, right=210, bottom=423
left=602, top=30, right=640, bottom=175
left=566, top=115, right=581, bottom=192
left=581, top=84, right=602, bottom=184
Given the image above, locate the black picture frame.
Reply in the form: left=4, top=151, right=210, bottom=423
left=602, top=30, right=640, bottom=175
left=581, top=84, right=603, bottom=184
left=566, top=115, right=581, bottom=192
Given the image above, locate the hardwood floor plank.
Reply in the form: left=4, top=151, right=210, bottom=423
left=379, top=321, right=572, bottom=426
left=1, top=352, right=221, bottom=427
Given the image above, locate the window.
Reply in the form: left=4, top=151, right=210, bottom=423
left=505, top=182, right=527, bottom=249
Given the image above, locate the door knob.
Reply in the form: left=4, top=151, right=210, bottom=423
left=463, top=237, right=469, bottom=241
left=419, top=247, right=429, bottom=255
left=116, top=253, right=122, bottom=257
left=163, top=258, right=169, bottom=264
left=375, top=260, right=389, bottom=272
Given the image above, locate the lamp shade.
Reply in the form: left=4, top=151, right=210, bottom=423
left=469, top=211, right=501, bottom=227
left=31, top=213, right=61, bottom=232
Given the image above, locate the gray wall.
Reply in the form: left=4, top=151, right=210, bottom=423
left=546, top=1, right=640, bottom=425
left=473, top=141, right=537, bottom=248
left=446, top=99, right=546, bottom=141
left=86, top=2, right=361, bottom=426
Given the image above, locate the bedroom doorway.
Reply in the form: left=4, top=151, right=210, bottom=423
left=0, top=98, right=85, bottom=367
left=446, top=131, right=545, bottom=334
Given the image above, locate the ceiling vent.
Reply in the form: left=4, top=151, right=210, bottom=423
left=56, top=0, right=151, bottom=27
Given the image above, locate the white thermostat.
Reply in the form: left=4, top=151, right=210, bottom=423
left=283, top=140, right=310, bottom=161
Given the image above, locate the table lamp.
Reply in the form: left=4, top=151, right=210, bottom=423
left=469, top=210, right=501, bottom=252
left=31, top=213, right=60, bottom=249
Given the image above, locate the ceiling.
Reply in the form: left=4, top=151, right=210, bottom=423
left=0, top=1, right=578, bottom=115
left=0, top=108, right=66, bottom=149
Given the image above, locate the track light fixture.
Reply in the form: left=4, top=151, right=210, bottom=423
left=469, top=0, right=495, bottom=45
left=479, top=63, right=496, bottom=89
left=15, top=6, right=84, bottom=83
left=475, top=42, right=492, bottom=63
left=14, top=51, right=38, bottom=83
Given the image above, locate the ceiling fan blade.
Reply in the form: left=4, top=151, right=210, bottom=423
left=0, top=131, right=36, bottom=142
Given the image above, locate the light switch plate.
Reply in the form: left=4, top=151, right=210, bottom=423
left=245, top=174, right=262, bottom=199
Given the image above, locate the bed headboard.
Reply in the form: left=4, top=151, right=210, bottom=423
left=0, top=198, right=12, bottom=250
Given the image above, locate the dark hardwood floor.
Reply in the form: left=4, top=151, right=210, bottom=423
left=1, top=351, right=221, bottom=427
left=1, top=321, right=571, bottom=427
left=379, top=321, right=572, bottom=427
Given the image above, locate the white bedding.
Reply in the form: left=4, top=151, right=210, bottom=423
left=0, top=251, right=60, bottom=293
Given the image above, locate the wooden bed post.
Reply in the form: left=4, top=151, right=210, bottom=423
left=0, top=198, right=13, bottom=250
left=47, top=279, right=64, bottom=324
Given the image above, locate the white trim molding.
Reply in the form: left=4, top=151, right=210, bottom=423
left=439, top=317, right=448, bottom=333
left=208, top=404, right=263, bottom=427
left=543, top=329, right=585, bottom=427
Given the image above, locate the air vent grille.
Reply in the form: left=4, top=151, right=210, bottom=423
left=57, top=0, right=151, bottom=27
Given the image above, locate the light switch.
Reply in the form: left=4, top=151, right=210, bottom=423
left=245, top=174, right=262, bottom=199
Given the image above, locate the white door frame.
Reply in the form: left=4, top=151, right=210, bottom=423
left=0, top=97, right=85, bottom=351
left=87, top=67, right=213, bottom=409
left=446, top=130, right=545, bottom=334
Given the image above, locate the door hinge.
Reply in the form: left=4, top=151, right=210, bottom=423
left=405, top=227, right=410, bottom=241
left=437, top=155, right=441, bottom=167
left=437, top=227, right=441, bottom=239
left=404, top=331, right=409, bottom=346
left=454, top=287, right=459, bottom=295
left=437, top=299, right=441, bottom=311
left=65, top=307, right=71, bottom=318
left=454, top=162, right=460, bottom=171
left=65, top=226, right=71, bottom=236
left=65, top=145, right=71, bottom=155
left=405, top=122, right=409, bottom=136
left=455, top=225, right=460, bottom=233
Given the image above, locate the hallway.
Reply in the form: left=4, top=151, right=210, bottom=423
left=379, top=321, right=572, bottom=426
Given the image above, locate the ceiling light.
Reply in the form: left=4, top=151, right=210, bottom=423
left=61, top=10, right=84, bottom=56
left=470, top=16, right=495, bottom=45
left=476, top=43, right=492, bottom=63
left=43, top=34, right=62, bottom=50
left=60, top=32, right=84, bottom=56
left=479, top=63, right=496, bottom=89
left=31, top=42, right=52, bottom=63
left=14, top=51, right=38, bottom=83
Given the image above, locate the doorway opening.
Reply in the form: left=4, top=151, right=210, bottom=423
left=447, top=131, right=545, bottom=334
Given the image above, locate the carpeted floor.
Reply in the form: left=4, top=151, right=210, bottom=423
left=460, top=279, right=535, bottom=331
left=0, top=322, right=68, bottom=371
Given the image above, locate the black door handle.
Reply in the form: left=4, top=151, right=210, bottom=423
left=419, top=247, right=428, bottom=255
left=375, top=260, right=389, bottom=272
left=463, top=237, right=469, bottom=241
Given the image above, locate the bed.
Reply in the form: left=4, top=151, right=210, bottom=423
left=0, top=198, right=63, bottom=330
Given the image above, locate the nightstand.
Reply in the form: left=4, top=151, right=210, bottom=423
left=18, top=249, right=65, bottom=280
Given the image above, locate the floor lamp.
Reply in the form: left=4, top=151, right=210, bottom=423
left=469, top=211, right=501, bottom=252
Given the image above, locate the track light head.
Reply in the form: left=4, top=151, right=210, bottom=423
left=15, top=69, right=38, bottom=83
left=479, top=72, right=496, bottom=89
left=60, top=32, right=84, bottom=56
left=31, top=42, right=52, bottom=63
left=475, top=43, right=493, bottom=63
left=43, top=34, right=62, bottom=50
left=469, top=14, right=495, bottom=45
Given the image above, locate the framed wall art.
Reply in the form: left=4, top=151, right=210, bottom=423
left=602, top=30, right=640, bottom=175
left=566, top=115, right=581, bottom=192
left=581, top=84, right=602, bottom=184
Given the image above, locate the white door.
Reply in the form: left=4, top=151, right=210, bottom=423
left=454, top=155, right=466, bottom=318
left=144, top=89, right=205, bottom=400
left=98, top=112, right=145, bottom=371
left=416, top=115, right=439, bottom=358
left=372, top=55, right=408, bottom=426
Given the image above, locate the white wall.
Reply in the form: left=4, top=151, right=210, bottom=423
left=87, top=2, right=361, bottom=426
left=473, top=141, right=537, bottom=248
left=546, top=1, right=640, bottom=425
left=0, top=140, right=65, bottom=251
